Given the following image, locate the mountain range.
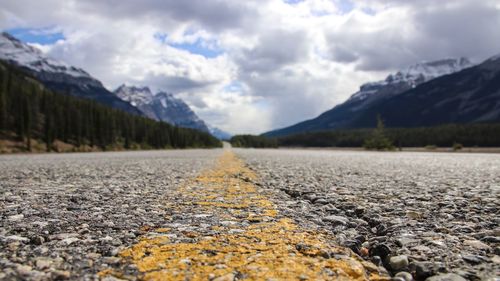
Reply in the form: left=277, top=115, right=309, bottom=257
left=0, top=32, right=141, bottom=115
left=114, top=85, right=209, bottom=131
left=0, top=32, right=231, bottom=139
left=265, top=56, right=500, bottom=137
left=113, top=85, right=231, bottom=140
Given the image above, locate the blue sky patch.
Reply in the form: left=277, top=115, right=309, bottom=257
left=154, top=32, right=168, bottom=43
left=338, top=0, right=354, bottom=14
left=155, top=32, right=223, bottom=58
left=283, top=0, right=304, bottom=4
left=223, top=81, right=243, bottom=93
left=6, top=27, right=65, bottom=45
left=362, top=7, right=376, bottom=16
left=170, top=40, right=223, bottom=58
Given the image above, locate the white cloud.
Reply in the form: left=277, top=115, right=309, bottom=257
left=1, top=0, right=499, bottom=134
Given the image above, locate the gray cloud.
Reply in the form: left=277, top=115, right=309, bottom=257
left=413, top=1, right=500, bottom=62
left=327, top=0, right=500, bottom=71
left=236, top=29, right=310, bottom=73
left=143, top=74, right=218, bottom=94
left=74, top=0, right=258, bottom=32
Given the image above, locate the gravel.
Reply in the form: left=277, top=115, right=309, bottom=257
left=236, top=148, right=500, bottom=280
left=1, top=148, right=499, bottom=280
left=0, top=150, right=220, bottom=280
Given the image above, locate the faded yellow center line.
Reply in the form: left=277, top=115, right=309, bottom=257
left=102, top=151, right=388, bottom=281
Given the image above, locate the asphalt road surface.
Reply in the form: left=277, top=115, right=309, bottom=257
left=1, top=148, right=498, bottom=280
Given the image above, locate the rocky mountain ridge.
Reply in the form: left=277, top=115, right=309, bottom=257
left=114, top=85, right=232, bottom=139
left=264, top=56, right=500, bottom=137
left=0, top=32, right=142, bottom=115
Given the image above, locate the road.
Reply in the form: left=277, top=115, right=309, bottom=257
left=0, top=148, right=499, bottom=280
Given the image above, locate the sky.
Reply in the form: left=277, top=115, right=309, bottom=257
left=1, top=0, right=500, bottom=134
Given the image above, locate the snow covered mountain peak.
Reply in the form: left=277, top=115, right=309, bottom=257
left=113, top=85, right=230, bottom=138
left=113, top=86, right=210, bottom=132
left=0, top=32, right=91, bottom=78
left=391, top=57, right=473, bottom=84
left=114, top=84, right=154, bottom=106
left=155, top=92, right=187, bottom=109
left=349, top=57, right=474, bottom=102
left=487, top=53, right=500, bottom=62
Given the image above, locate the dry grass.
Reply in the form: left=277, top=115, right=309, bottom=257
left=0, top=132, right=104, bottom=154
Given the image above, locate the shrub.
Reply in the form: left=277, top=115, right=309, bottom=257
left=453, top=142, right=463, bottom=151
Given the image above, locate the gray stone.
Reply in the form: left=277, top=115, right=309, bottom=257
left=314, top=198, right=329, bottom=205
left=463, top=240, right=491, bottom=251
left=395, top=271, right=413, bottom=281
left=6, top=235, right=29, bottom=242
left=322, top=215, right=348, bottom=225
left=462, top=255, right=487, bottom=264
left=61, top=237, right=80, bottom=246
left=390, top=255, right=409, bottom=271
left=8, top=214, right=24, bottom=221
left=425, top=273, right=467, bottom=281
left=35, top=258, right=53, bottom=270
left=15, top=264, right=33, bottom=276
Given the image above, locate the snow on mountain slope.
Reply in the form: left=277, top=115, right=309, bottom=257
left=114, top=84, right=154, bottom=106
left=0, top=32, right=142, bottom=115
left=349, top=58, right=473, bottom=103
left=150, top=92, right=210, bottom=133
left=114, top=85, right=232, bottom=138
left=0, top=32, right=91, bottom=78
left=113, top=85, right=212, bottom=133
left=264, top=57, right=480, bottom=137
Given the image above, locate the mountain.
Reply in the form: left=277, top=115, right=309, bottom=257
left=0, top=32, right=141, bottom=115
left=152, top=91, right=210, bottom=132
left=264, top=57, right=489, bottom=137
left=346, top=58, right=473, bottom=106
left=114, top=85, right=157, bottom=119
left=113, top=85, right=212, bottom=133
left=208, top=125, right=232, bottom=140
left=114, top=85, right=232, bottom=139
left=349, top=55, right=500, bottom=128
left=0, top=60, right=221, bottom=152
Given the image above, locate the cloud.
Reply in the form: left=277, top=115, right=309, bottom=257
left=236, top=29, right=310, bottom=74
left=1, top=0, right=499, bottom=134
left=326, top=0, right=500, bottom=71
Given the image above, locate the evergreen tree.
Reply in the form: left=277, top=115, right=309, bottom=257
left=363, top=115, right=394, bottom=150
left=0, top=69, right=7, bottom=130
left=23, top=96, right=31, bottom=151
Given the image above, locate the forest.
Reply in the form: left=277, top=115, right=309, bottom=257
left=277, top=123, right=500, bottom=148
left=0, top=61, right=221, bottom=153
left=230, top=134, right=278, bottom=148
left=230, top=122, right=500, bottom=149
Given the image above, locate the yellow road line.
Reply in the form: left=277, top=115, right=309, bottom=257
left=102, top=151, right=388, bottom=280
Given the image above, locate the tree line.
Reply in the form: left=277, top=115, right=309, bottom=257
left=230, top=134, right=278, bottom=148
left=277, top=123, right=500, bottom=148
left=0, top=61, right=221, bottom=152
left=229, top=122, right=500, bottom=149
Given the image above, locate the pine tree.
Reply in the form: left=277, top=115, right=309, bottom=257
left=363, top=115, right=394, bottom=150
left=23, top=97, right=31, bottom=151
left=0, top=69, right=7, bottom=130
